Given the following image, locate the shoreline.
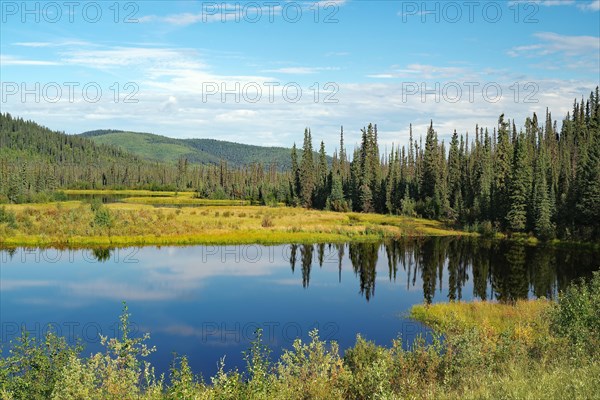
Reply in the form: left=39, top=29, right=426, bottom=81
left=1, top=198, right=469, bottom=248
left=1, top=190, right=597, bottom=249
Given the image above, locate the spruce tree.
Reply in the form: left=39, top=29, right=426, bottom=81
left=447, top=130, right=461, bottom=218
left=290, top=143, right=301, bottom=204
left=506, top=133, right=530, bottom=232
left=300, top=128, right=315, bottom=208
left=532, top=147, right=554, bottom=239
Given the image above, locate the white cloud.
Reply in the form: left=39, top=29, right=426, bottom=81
left=366, top=64, right=467, bottom=80
left=532, top=32, right=600, bottom=55
left=367, top=74, right=395, bottom=79
left=578, top=0, right=600, bottom=11
left=262, top=66, right=339, bottom=74
left=139, top=1, right=346, bottom=26
left=507, top=32, right=600, bottom=70
left=62, top=47, right=206, bottom=69
left=508, top=0, right=575, bottom=6
left=509, top=0, right=599, bottom=10
left=2, top=40, right=596, bottom=154
left=13, top=40, right=92, bottom=48
left=139, top=12, right=205, bottom=25
left=325, top=51, right=350, bottom=57
left=0, top=55, right=61, bottom=66
left=13, top=42, right=55, bottom=47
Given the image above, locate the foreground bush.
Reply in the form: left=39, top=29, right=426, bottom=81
left=550, top=270, right=600, bottom=355
left=1, top=274, right=599, bottom=399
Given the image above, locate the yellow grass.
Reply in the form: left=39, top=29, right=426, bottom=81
left=0, top=190, right=472, bottom=247
left=62, top=189, right=191, bottom=196
left=121, top=196, right=250, bottom=205
left=411, top=299, right=553, bottom=341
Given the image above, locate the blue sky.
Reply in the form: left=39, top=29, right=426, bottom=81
left=1, top=0, right=599, bottom=150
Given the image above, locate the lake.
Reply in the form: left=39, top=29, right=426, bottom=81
left=1, top=237, right=598, bottom=379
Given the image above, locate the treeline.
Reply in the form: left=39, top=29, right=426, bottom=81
left=290, top=88, right=600, bottom=241
left=2, top=88, right=599, bottom=241
left=0, top=113, right=290, bottom=204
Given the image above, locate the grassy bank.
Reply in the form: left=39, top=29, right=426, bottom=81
left=2, top=273, right=598, bottom=399
left=408, top=278, right=600, bottom=399
left=411, top=299, right=552, bottom=338
left=0, top=191, right=468, bottom=247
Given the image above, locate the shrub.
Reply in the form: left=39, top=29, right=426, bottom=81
left=168, top=356, right=201, bottom=400
left=0, top=206, right=17, bottom=229
left=242, top=329, right=273, bottom=398
left=93, top=207, right=113, bottom=229
left=261, top=215, right=274, bottom=228
left=89, top=198, right=103, bottom=212
left=343, top=335, right=391, bottom=399
left=400, top=196, right=416, bottom=217
left=0, top=330, right=82, bottom=400
left=347, top=215, right=360, bottom=224
left=550, top=271, right=600, bottom=356
left=52, top=191, right=68, bottom=202
left=275, top=330, right=347, bottom=399
left=478, top=220, right=496, bottom=237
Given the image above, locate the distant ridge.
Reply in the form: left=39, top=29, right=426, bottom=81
left=79, top=129, right=304, bottom=169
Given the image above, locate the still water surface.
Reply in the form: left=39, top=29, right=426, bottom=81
left=1, top=237, right=598, bottom=378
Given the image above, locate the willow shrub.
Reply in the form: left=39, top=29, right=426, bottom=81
left=550, top=270, right=600, bottom=357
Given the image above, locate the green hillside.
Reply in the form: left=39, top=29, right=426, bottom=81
left=80, top=130, right=298, bottom=168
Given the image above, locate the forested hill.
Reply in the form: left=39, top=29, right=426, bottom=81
left=80, top=130, right=300, bottom=168
left=0, top=113, right=175, bottom=199
left=0, top=113, right=292, bottom=203
left=1, top=115, right=142, bottom=165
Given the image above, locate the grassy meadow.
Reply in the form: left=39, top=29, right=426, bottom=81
left=0, top=190, right=468, bottom=247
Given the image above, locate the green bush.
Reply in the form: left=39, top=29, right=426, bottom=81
left=51, top=303, right=160, bottom=400
left=0, top=206, right=17, bottom=229
left=167, top=356, right=201, bottom=400
left=478, top=220, right=496, bottom=237
left=89, top=198, right=103, bottom=212
left=52, top=191, right=68, bottom=202
left=275, top=329, right=347, bottom=399
left=93, top=207, right=113, bottom=229
left=550, top=271, right=600, bottom=356
left=343, top=335, right=391, bottom=399
left=0, top=330, right=82, bottom=400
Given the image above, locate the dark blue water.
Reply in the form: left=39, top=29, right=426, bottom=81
left=1, top=238, right=597, bottom=379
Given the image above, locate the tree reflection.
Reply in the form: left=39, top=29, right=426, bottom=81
left=1, top=247, right=17, bottom=261
left=348, top=242, right=378, bottom=301
left=336, top=243, right=344, bottom=283
left=530, top=245, right=556, bottom=299
left=301, top=237, right=598, bottom=303
left=492, top=243, right=528, bottom=303
left=91, top=248, right=113, bottom=263
left=301, top=244, right=313, bottom=288
left=289, top=244, right=298, bottom=273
